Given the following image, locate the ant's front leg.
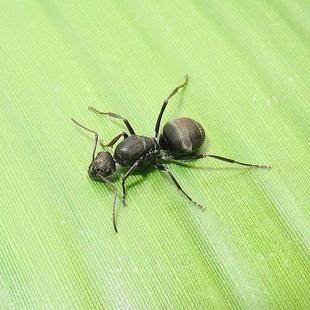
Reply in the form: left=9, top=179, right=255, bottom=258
left=100, top=132, right=128, bottom=149
left=89, top=107, right=136, bottom=135
left=121, top=160, right=141, bottom=207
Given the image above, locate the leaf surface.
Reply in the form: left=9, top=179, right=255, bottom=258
left=0, top=1, right=309, bottom=309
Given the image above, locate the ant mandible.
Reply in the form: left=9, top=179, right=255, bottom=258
left=72, top=75, right=271, bottom=232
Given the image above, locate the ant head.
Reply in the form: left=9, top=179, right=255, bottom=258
left=88, top=151, right=116, bottom=179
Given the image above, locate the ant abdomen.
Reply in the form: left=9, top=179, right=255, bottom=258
left=159, top=117, right=205, bottom=154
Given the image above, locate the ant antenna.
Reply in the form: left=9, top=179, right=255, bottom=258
left=71, top=118, right=98, bottom=162
left=99, top=176, right=118, bottom=233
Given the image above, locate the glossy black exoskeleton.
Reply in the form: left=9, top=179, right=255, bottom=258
left=159, top=117, right=205, bottom=154
left=72, top=75, right=271, bottom=232
left=114, top=135, right=159, bottom=167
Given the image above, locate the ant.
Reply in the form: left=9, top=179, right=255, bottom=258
left=72, top=75, right=271, bottom=232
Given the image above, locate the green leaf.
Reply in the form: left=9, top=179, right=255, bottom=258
left=0, top=1, right=309, bottom=309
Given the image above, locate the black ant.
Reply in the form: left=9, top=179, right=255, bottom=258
left=72, top=75, right=271, bottom=232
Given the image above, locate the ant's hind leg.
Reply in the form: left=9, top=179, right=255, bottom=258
left=154, top=75, right=189, bottom=138
left=165, top=153, right=271, bottom=169
left=89, top=107, right=136, bottom=135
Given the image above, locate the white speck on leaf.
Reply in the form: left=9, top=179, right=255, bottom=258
left=266, top=96, right=278, bottom=106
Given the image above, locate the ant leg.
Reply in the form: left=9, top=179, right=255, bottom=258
left=121, top=160, right=140, bottom=207
left=99, top=176, right=119, bottom=233
left=71, top=118, right=98, bottom=163
left=100, top=132, right=128, bottom=148
left=154, top=75, right=188, bottom=138
left=89, top=106, right=135, bottom=135
left=164, top=153, right=271, bottom=169
left=155, top=163, right=205, bottom=210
